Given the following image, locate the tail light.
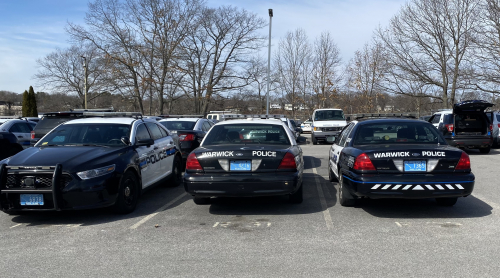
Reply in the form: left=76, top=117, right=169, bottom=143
left=497, top=124, right=500, bottom=128
left=455, top=152, right=470, bottom=170
left=278, top=152, right=297, bottom=169
left=186, top=153, right=202, bottom=170
left=445, top=124, right=454, bottom=132
left=353, top=153, right=376, bottom=171
left=179, top=133, right=195, bottom=141
left=490, top=124, right=493, bottom=131
left=30, top=131, right=35, bottom=140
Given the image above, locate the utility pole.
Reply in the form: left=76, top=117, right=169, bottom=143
left=266, top=9, right=273, bottom=115
left=82, top=56, right=88, bottom=109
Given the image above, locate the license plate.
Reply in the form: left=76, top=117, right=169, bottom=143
left=20, top=194, right=44, bottom=205
left=404, top=161, right=426, bottom=172
left=230, top=160, right=251, bottom=171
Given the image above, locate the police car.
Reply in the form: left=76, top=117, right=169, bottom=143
left=328, top=114, right=475, bottom=207
left=184, top=115, right=304, bottom=204
left=0, top=112, right=182, bottom=214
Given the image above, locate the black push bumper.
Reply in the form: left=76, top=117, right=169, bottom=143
left=0, top=164, right=120, bottom=213
left=184, top=171, right=302, bottom=197
left=342, top=173, right=475, bottom=199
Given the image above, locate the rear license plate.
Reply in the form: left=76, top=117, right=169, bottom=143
left=230, top=160, right=251, bottom=171
left=404, top=161, right=426, bottom=172
left=20, top=194, right=44, bottom=205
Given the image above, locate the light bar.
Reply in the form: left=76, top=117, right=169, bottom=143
left=70, top=108, right=114, bottom=112
left=224, top=114, right=285, bottom=120
left=346, top=113, right=418, bottom=120
left=83, top=112, right=142, bottom=118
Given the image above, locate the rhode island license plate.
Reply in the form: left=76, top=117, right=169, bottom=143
left=404, top=161, right=426, bottom=172
left=230, top=160, right=251, bottom=171
left=20, top=194, right=44, bottom=205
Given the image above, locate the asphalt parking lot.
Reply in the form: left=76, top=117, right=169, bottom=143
left=1, top=134, right=500, bottom=277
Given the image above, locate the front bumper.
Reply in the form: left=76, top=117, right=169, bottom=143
left=0, top=164, right=121, bottom=212
left=312, top=131, right=341, bottom=141
left=445, top=136, right=492, bottom=149
left=184, top=171, right=302, bottom=197
left=342, top=173, right=475, bottom=199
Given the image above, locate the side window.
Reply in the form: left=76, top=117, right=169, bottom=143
left=29, top=123, right=36, bottom=130
left=203, top=122, right=211, bottom=132
left=432, top=114, right=441, bottom=124
left=208, top=115, right=212, bottom=119
left=135, top=124, right=152, bottom=141
left=158, top=124, right=169, bottom=137
left=146, top=122, right=163, bottom=140
left=9, top=123, right=21, bottom=133
left=11, top=123, right=31, bottom=133
left=339, top=124, right=354, bottom=146
left=497, top=114, right=500, bottom=122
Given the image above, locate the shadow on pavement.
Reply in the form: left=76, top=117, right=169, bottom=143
left=304, top=155, right=322, bottom=169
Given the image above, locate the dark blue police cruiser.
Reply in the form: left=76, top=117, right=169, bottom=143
left=183, top=115, right=304, bottom=204
left=329, top=114, right=474, bottom=207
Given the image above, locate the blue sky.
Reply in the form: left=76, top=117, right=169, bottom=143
left=0, top=0, right=406, bottom=94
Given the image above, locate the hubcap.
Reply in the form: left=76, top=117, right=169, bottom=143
left=124, top=186, right=131, bottom=197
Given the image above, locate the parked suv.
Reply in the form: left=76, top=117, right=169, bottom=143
left=428, top=100, right=494, bottom=153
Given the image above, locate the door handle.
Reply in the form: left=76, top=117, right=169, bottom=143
left=18, top=136, right=23, bottom=138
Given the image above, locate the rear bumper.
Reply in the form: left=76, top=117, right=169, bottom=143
left=184, top=171, right=302, bottom=197
left=342, top=173, right=475, bottom=199
left=445, top=136, right=492, bottom=149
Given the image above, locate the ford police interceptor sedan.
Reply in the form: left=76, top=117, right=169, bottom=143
left=328, top=117, right=474, bottom=207
left=183, top=117, right=304, bottom=204
left=0, top=114, right=182, bottom=214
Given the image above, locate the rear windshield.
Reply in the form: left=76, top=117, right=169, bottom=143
left=36, top=124, right=131, bottom=147
left=314, top=110, right=345, bottom=121
left=353, top=122, right=446, bottom=146
left=202, top=124, right=291, bottom=146
left=35, top=116, right=83, bottom=131
left=443, top=114, right=454, bottom=124
left=160, top=121, right=196, bottom=131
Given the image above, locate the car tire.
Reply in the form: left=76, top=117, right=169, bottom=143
left=113, top=171, right=140, bottom=214
left=328, top=162, right=337, bottom=182
left=312, top=136, right=318, bottom=145
left=166, top=155, right=182, bottom=187
left=338, top=174, right=356, bottom=207
left=193, top=196, right=210, bottom=205
left=289, top=183, right=303, bottom=204
left=480, top=147, right=491, bottom=154
left=436, top=197, right=458, bottom=206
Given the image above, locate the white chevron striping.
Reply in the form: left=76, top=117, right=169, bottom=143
left=371, top=184, right=382, bottom=190
left=382, top=184, right=391, bottom=190
left=402, top=185, right=412, bottom=190
left=425, top=185, right=434, bottom=190
left=413, top=185, right=424, bottom=190
left=435, top=184, right=444, bottom=190
left=392, top=184, right=402, bottom=190
left=445, top=184, right=454, bottom=190
left=456, top=184, right=464, bottom=190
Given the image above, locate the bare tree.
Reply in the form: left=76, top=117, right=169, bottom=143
left=377, top=0, right=481, bottom=108
left=179, top=6, right=266, bottom=114
left=275, top=28, right=311, bottom=118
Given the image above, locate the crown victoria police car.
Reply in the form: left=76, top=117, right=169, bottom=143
left=0, top=115, right=182, bottom=214
left=328, top=117, right=474, bottom=207
left=183, top=118, right=304, bottom=204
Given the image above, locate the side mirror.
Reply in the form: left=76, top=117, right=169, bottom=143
left=326, top=136, right=336, bottom=144
left=136, top=138, right=154, bottom=147
left=121, top=136, right=130, bottom=145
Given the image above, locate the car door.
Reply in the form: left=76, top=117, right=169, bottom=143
left=145, top=122, right=171, bottom=182
left=330, top=123, right=354, bottom=178
left=135, top=123, right=158, bottom=188
left=9, top=122, right=32, bottom=148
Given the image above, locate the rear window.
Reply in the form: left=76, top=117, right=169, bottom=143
left=353, top=122, right=446, bottom=146
left=202, top=124, right=291, bottom=146
left=35, top=115, right=83, bottom=131
left=497, top=115, right=500, bottom=122
left=160, top=121, right=196, bottom=131
left=443, top=114, right=454, bottom=124
left=314, top=110, right=345, bottom=121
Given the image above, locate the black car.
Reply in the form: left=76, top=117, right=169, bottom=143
left=329, top=117, right=474, bottom=207
left=0, top=132, right=24, bottom=161
left=0, top=114, right=182, bottom=214
left=184, top=118, right=303, bottom=204
left=429, top=100, right=494, bottom=153
left=158, top=116, right=213, bottom=167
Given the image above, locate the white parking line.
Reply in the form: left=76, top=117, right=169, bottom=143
left=9, top=224, right=22, bottom=229
left=130, top=192, right=187, bottom=229
left=312, top=164, right=334, bottom=230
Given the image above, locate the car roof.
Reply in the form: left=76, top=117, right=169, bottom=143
left=159, top=118, right=201, bottom=122
left=355, top=118, right=432, bottom=124
left=61, top=117, right=146, bottom=125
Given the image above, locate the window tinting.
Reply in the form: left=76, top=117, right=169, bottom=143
left=431, top=114, right=441, bottom=124
left=136, top=124, right=151, bottom=141
left=496, top=115, right=500, bottom=122
left=353, top=122, right=446, bottom=146
left=314, top=110, right=345, bottom=121
left=203, top=124, right=291, bottom=146
left=339, top=124, right=354, bottom=146
left=203, top=122, right=211, bottom=132
left=160, top=121, right=196, bottom=131
left=158, top=124, right=168, bottom=137
left=146, top=122, right=163, bottom=140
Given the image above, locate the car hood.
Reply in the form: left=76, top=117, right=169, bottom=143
left=4, top=146, right=129, bottom=172
left=454, top=100, right=494, bottom=113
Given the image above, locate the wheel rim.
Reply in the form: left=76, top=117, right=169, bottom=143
left=123, top=177, right=135, bottom=206
left=339, top=175, right=343, bottom=202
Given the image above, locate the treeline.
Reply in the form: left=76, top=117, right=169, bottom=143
left=31, top=0, right=500, bottom=118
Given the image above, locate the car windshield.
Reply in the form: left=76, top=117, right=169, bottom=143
left=36, top=124, right=131, bottom=147
left=353, top=122, right=446, bottom=146
left=314, top=110, right=345, bottom=121
left=160, top=121, right=196, bottom=131
left=202, top=124, right=291, bottom=146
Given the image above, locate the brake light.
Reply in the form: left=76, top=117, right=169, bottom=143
left=490, top=124, right=493, bottom=131
left=179, top=133, right=195, bottom=141
left=498, top=124, right=500, bottom=128
left=186, top=153, right=202, bottom=170
left=30, top=131, right=35, bottom=140
left=353, top=153, right=376, bottom=171
left=445, top=124, right=454, bottom=132
left=278, top=152, right=297, bottom=169
left=455, top=152, right=470, bottom=170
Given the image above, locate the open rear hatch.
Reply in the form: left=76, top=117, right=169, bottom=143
left=453, top=100, right=493, bottom=136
